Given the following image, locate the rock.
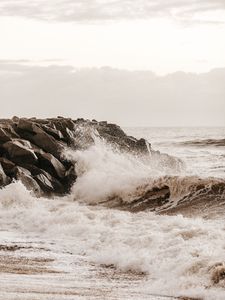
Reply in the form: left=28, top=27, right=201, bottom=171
left=16, top=119, right=64, bottom=159
left=35, top=151, right=66, bottom=179
left=49, top=118, right=75, bottom=144
left=64, top=165, right=77, bottom=192
left=12, top=116, right=19, bottom=123
left=211, top=263, right=225, bottom=284
left=136, top=138, right=151, bottom=153
left=3, top=139, right=38, bottom=165
left=0, top=125, right=19, bottom=143
left=99, top=121, right=107, bottom=125
left=13, top=166, right=42, bottom=195
left=0, top=116, right=164, bottom=198
left=0, top=128, right=11, bottom=143
left=0, top=163, right=11, bottom=187
left=16, top=163, right=64, bottom=195
left=95, top=122, right=151, bottom=154
left=34, top=170, right=64, bottom=195
left=16, top=118, right=38, bottom=132
left=42, top=125, right=64, bottom=140
left=0, top=157, right=15, bottom=176
left=98, top=123, right=126, bottom=138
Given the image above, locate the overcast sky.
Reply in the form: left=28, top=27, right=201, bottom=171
left=0, top=0, right=225, bottom=126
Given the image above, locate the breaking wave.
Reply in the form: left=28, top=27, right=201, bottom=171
left=177, top=138, right=225, bottom=147
left=65, top=137, right=183, bottom=204
left=63, top=138, right=225, bottom=217
left=0, top=181, right=225, bottom=299
left=1, top=136, right=225, bottom=299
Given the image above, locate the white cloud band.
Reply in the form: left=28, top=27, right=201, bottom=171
left=0, top=0, right=224, bottom=22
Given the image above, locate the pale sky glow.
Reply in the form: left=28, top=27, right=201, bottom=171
left=1, top=16, right=225, bottom=74
left=0, top=0, right=225, bottom=126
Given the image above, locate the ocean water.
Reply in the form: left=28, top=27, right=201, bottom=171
left=0, top=127, right=225, bottom=300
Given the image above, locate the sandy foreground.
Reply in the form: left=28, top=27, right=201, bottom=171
left=0, top=231, right=199, bottom=300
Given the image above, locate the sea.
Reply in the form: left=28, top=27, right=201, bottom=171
left=0, top=127, right=225, bottom=300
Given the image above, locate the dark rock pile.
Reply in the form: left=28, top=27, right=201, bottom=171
left=0, top=117, right=151, bottom=197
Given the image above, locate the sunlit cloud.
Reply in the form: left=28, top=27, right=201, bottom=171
left=0, top=0, right=224, bottom=23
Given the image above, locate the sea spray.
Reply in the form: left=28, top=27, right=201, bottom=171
left=65, top=136, right=183, bottom=204
left=0, top=181, right=225, bottom=299
left=1, top=129, right=225, bottom=299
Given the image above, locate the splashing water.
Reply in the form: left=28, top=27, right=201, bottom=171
left=1, top=128, right=225, bottom=299
left=65, top=137, right=183, bottom=204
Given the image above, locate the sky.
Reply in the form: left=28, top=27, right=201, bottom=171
left=0, top=0, right=225, bottom=126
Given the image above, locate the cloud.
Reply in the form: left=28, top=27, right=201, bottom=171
left=0, top=62, right=224, bottom=126
left=0, top=0, right=224, bottom=23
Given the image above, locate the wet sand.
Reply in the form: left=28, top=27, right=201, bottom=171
left=0, top=232, right=198, bottom=300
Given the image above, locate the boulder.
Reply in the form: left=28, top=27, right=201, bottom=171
left=0, top=116, right=164, bottom=198
left=13, top=166, right=42, bottom=196
left=97, top=123, right=126, bottom=138
left=16, top=119, right=64, bottom=159
left=136, top=138, right=151, bottom=153
left=35, top=151, right=66, bottom=179
left=95, top=122, right=151, bottom=154
left=64, top=165, right=77, bottom=192
left=3, top=139, right=38, bottom=165
left=0, top=128, right=11, bottom=143
left=16, top=163, right=64, bottom=195
left=49, top=118, right=75, bottom=144
left=34, top=170, right=64, bottom=195
left=0, top=157, right=15, bottom=176
left=42, top=125, right=64, bottom=140
left=0, top=125, right=19, bottom=143
left=0, top=163, right=11, bottom=187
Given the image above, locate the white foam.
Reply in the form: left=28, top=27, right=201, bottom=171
left=0, top=181, right=225, bottom=299
left=65, top=137, right=183, bottom=204
left=0, top=134, right=224, bottom=299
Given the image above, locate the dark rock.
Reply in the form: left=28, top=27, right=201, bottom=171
left=42, top=125, right=64, bottom=140
left=0, top=128, right=11, bottom=143
left=13, top=166, right=42, bottom=195
left=3, top=139, right=38, bottom=165
left=64, top=165, right=77, bottom=191
left=16, top=119, right=64, bottom=159
left=0, top=125, right=19, bottom=143
left=0, top=157, right=15, bottom=176
left=0, top=116, right=159, bottom=198
left=34, top=170, right=64, bottom=195
left=0, top=163, right=11, bottom=187
left=35, top=151, right=66, bottom=179
left=136, top=138, right=151, bottom=153
left=49, top=118, right=75, bottom=144
left=99, top=121, right=107, bottom=125
left=16, top=163, right=64, bottom=195
left=12, top=116, right=20, bottom=123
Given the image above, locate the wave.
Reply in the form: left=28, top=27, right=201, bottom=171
left=1, top=123, right=225, bottom=299
left=1, top=136, right=224, bottom=217
left=64, top=137, right=184, bottom=203
left=63, top=138, right=225, bottom=218
left=1, top=182, right=225, bottom=299
left=177, top=138, right=225, bottom=147
left=1, top=137, right=225, bottom=299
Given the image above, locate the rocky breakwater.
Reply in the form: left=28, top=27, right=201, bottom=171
left=0, top=117, right=157, bottom=198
